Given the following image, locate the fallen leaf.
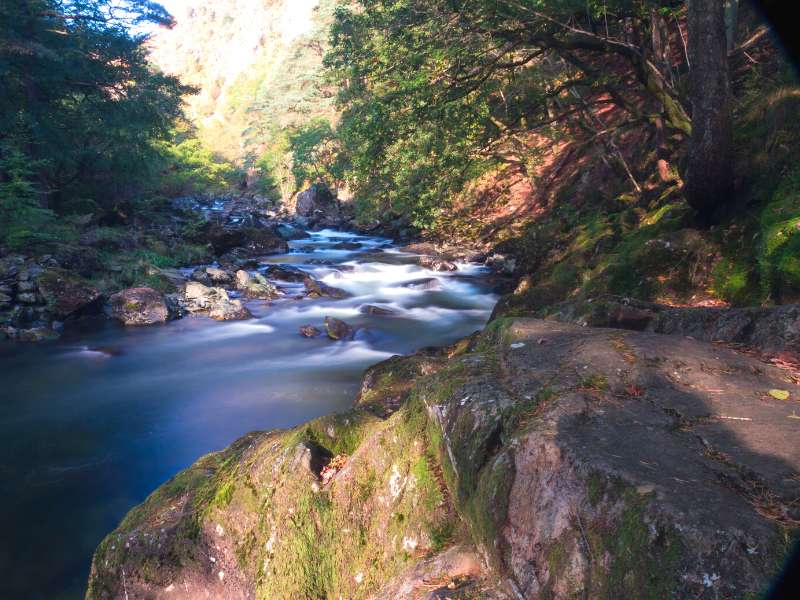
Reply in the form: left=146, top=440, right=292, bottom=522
left=769, top=389, right=791, bottom=401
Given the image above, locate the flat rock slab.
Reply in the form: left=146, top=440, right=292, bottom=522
left=486, top=319, right=799, bottom=597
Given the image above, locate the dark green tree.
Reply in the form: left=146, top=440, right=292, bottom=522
left=0, top=0, right=187, bottom=226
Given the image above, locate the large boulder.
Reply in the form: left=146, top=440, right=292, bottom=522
left=264, top=265, right=308, bottom=282
left=208, top=299, right=251, bottom=321
left=108, top=287, right=169, bottom=326
left=295, top=184, right=342, bottom=227
left=86, top=318, right=799, bottom=600
left=200, top=224, right=288, bottom=257
left=235, top=270, right=279, bottom=300
left=184, top=282, right=252, bottom=320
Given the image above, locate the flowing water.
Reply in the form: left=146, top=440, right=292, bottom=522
left=0, top=229, right=497, bottom=599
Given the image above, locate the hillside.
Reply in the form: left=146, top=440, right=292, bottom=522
left=149, top=0, right=336, bottom=174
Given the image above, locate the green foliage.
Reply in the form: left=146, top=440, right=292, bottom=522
left=0, top=141, right=76, bottom=251
left=157, top=128, right=241, bottom=196
left=0, top=0, right=188, bottom=234
left=289, top=118, right=344, bottom=189
left=324, top=0, right=692, bottom=227
left=758, top=167, right=800, bottom=301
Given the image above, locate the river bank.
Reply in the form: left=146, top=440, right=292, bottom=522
left=0, top=223, right=497, bottom=598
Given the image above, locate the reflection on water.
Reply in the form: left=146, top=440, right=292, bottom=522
left=0, top=229, right=496, bottom=599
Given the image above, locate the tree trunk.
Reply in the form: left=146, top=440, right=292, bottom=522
left=685, top=0, right=733, bottom=225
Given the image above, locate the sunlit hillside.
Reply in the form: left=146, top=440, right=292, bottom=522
left=149, top=0, right=336, bottom=167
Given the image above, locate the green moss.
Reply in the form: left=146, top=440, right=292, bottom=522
left=580, top=373, right=609, bottom=392
left=213, top=480, right=235, bottom=507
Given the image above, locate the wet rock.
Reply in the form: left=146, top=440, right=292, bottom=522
left=189, top=267, right=211, bottom=285
left=205, top=267, right=233, bottom=286
left=324, top=316, right=354, bottom=340
left=0, top=292, right=12, bottom=307
left=299, top=324, right=323, bottom=338
left=264, top=265, right=308, bottom=282
left=35, top=268, right=102, bottom=318
left=401, top=277, right=441, bottom=291
left=109, top=287, right=169, bottom=326
left=185, top=281, right=253, bottom=320
left=359, top=304, right=396, bottom=316
left=240, top=227, right=289, bottom=256
left=419, top=256, right=458, bottom=272
left=208, top=299, right=251, bottom=321
left=304, top=277, right=351, bottom=299
left=276, top=223, right=309, bottom=240
left=236, top=271, right=279, bottom=300
left=331, top=241, right=362, bottom=250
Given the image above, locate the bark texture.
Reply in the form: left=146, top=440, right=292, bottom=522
left=686, top=0, right=734, bottom=224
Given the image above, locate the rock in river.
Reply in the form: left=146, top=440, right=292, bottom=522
left=418, top=256, right=458, bottom=272
left=299, top=324, right=323, bottom=338
left=235, top=270, right=279, bottom=300
left=359, top=304, right=396, bottom=316
left=303, top=277, right=350, bottom=299
left=108, top=287, right=169, bottom=326
left=185, top=282, right=253, bottom=320
left=323, top=316, right=354, bottom=340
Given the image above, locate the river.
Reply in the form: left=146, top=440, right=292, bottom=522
left=0, top=229, right=497, bottom=598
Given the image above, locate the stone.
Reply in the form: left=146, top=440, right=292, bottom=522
left=324, top=316, right=354, bottom=340
left=184, top=281, right=227, bottom=310
left=235, top=270, right=251, bottom=288
left=303, top=277, right=351, bottom=299
left=146, top=267, right=187, bottom=292
left=208, top=299, right=251, bottom=321
left=295, top=184, right=338, bottom=220
left=276, top=224, right=309, bottom=240
left=419, top=256, right=458, bottom=272
left=236, top=271, right=278, bottom=299
left=190, top=267, right=212, bottom=285
left=185, top=281, right=252, bottom=319
left=108, top=287, right=169, bottom=326
left=359, top=304, right=396, bottom=316
left=332, top=241, right=362, bottom=250
left=401, top=277, right=441, bottom=291
left=264, top=265, right=308, bottom=282
left=299, top=325, right=323, bottom=338
left=35, top=268, right=102, bottom=318
left=205, top=267, right=233, bottom=285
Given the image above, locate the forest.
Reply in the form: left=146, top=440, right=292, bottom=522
left=1, top=1, right=798, bottom=599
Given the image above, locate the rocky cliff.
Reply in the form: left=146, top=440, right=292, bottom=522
left=87, top=317, right=799, bottom=598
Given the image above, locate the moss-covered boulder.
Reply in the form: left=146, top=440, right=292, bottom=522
left=108, top=287, right=169, bottom=326
left=87, top=318, right=798, bottom=599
